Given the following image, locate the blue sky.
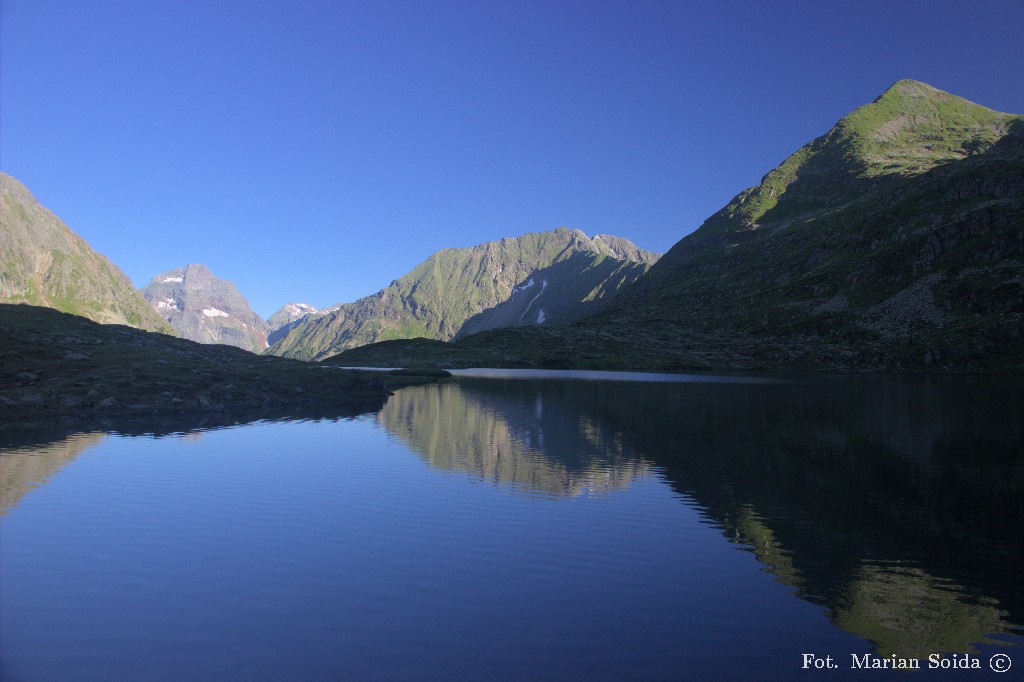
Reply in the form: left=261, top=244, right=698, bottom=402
left=2, top=0, right=1022, bottom=319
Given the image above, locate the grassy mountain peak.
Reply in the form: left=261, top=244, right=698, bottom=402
left=653, top=80, right=1019, bottom=266
left=843, top=79, right=1012, bottom=172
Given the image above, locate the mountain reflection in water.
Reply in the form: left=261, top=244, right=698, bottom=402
left=0, top=433, right=107, bottom=515
left=379, top=380, right=652, bottom=497
left=378, top=373, right=1024, bottom=658
left=2, top=372, right=1021, bottom=670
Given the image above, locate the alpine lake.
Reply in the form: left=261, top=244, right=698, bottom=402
left=2, top=369, right=1022, bottom=680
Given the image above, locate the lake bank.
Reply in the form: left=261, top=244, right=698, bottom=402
left=0, top=304, right=444, bottom=425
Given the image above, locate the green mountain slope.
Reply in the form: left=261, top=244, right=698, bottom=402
left=332, top=80, right=1024, bottom=372
left=0, top=173, right=174, bottom=334
left=268, top=227, right=658, bottom=361
left=601, top=79, right=1023, bottom=370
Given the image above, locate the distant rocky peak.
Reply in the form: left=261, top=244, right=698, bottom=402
left=266, top=302, right=325, bottom=346
left=178, top=263, right=215, bottom=282
left=141, top=264, right=268, bottom=353
left=286, top=302, right=318, bottom=315
left=592, top=234, right=660, bottom=265
left=270, top=302, right=319, bottom=322
left=148, top=264, right=213, bottom=288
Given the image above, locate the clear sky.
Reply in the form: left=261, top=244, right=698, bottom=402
left=2, top=0, right=1022, bottom=319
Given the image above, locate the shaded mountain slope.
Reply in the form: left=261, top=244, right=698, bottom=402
left=331, top=80, right=1024, bottom=372
left=269, top=227, right=658, bottom=361
left=0, top=173, right=174, bottom=334
left=141, top=264, right=269, bottom=353
left=454, top=250, right=653, bottom=338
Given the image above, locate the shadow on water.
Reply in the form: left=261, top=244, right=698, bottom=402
left=0, top=398, right=387, bottom=449
left=0, top=398, right=387, bottom=515
left=379, top=372, right=1024, bottom=659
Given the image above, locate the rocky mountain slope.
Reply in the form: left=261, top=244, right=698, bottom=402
left=332, top=80, right=1024, bottom=372
left=268, top=227, right=658, bottom=361
left=0, top=173, right=173, bottom=334
left=454, top=249, right=653, bottom=339
left=141, top=264, right=268, bottom=353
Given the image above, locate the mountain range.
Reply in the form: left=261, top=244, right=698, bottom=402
left=0, top=168, right=656, bottom=359
left=333, top=80, right=1024, bottom=372
left=140, top=271, right=335, bottom=352
left=138, top=226, right=655, bottom=359
left=2, top=79, right=1021, bottom=373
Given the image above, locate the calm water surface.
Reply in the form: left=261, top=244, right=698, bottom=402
left=1, top=372, right=1022, bottom=680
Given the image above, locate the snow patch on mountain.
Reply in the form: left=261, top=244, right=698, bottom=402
left=511, top=279, right=535, bottom=297
left=521, top=280, right=548, bottom=319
